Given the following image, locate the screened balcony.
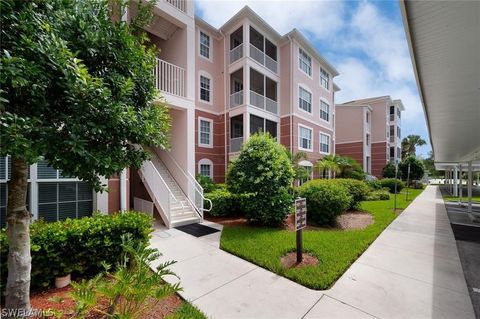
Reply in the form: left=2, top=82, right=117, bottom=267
left=229, top=68, right=244, bottom=108
left=249, top=27, right=278, bottom=73
left=250, top=68, right=278, bottom=115
left=229, top=27, right=244, bottom=64
left=230, top=115, right=244, bottom=153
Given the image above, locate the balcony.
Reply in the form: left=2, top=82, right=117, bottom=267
left=389, top=114, right=395, bottom=122
left=230, top=44, right=243, bottom=64
left=250, top=91, right=278, bottom=115
left=164, top=0, right=186, bottom=12
left=249, top=44, right=278, bottom=74
left=153, top=58, right=186, bottom=98
left=230, top=137, right=243, bottom=153
left=230, top=90, right=243, bottom=108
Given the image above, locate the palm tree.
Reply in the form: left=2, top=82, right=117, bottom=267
left=401, top=135, right=426, bottom=158
left=316, top=154, right=341, bottom=178
left=287, top=151, right=309, bottom=182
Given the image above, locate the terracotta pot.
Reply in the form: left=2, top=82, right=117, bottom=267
left=55, top=274, right=71, bottom=288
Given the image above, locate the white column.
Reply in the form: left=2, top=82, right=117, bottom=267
left=119, top=169, right=127, bottom=212
left=458, top=164, right=463, bottom=204
left=95, top=176, right=109, bottom=214
left=453, top=166, right=458, bottom=197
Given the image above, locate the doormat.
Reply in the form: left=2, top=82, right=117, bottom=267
left=175, top=223, right=220, bottom=237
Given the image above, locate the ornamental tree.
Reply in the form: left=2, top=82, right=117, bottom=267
left=227, top=133, right=294, bottom=226
left=399, top=156, right=425, bottom=182
left=0, top=0, right=169, bottom=313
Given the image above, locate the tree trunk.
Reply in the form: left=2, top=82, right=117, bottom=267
left=5, top=158, right=31, bottom=316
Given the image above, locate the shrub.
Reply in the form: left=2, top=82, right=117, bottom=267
left=382, top=162, right=399, bottom=179
left=331, top=179, right=370, bottom=210
left=379, top=178, right=405, bottom=193
left=205, top=189, right=254, bottom=217
left=399, top=156, right=425, bottom=181
left=296, top=180, right=352, bottom=226
left=227, top=134, right=294, bottom=226
left=196, top=175, right=217, bottom=193
left=0, top=212, right=152, bottom=292
left=365, top=179, right=383, bottom=190
left=366, top=189, right=391, bottom=201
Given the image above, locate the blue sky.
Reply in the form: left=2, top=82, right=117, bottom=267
left=195, top=0, right=432, bottom=158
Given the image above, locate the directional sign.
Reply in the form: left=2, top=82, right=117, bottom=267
left=295, top=198, right=307, bottom=231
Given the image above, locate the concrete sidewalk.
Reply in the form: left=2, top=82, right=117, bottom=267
left=149, top=186, right=475, bottom=318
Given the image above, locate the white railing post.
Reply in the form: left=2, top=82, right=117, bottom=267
left=154, top=58, right=186, bottom=97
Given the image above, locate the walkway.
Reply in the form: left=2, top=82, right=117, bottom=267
left=149, top=186, right=475, bottom=318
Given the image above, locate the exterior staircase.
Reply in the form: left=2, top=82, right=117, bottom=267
left=137, top=149, right=211, bottom=228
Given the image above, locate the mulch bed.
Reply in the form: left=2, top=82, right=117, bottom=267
left=336, top=211, right=373, bottom=230
left=205, top=215, right=249, bottom=227
left=27, top=285, right=183, bottom=318
left=280, top=252, right=319, bottom=269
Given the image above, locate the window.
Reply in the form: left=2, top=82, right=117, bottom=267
left=199, top=31, right=211, bottom=59
left=390, top=125, right=395, bottom=137
left=320, top=133, right=330, bottom=154
left=298, top=48, right=312, bottom=76
left=366, top=111, right=370, bottom=123
left=298, top=87, right=312, bottom=113
left=200, top=75, right=211, bottom=102
left=298, top=126, right=312, bottom=151
left=397, top=127, right=401, bottom=139
left=390, top=147, right=395, bottom=158
left=38, top=182, right=92, bottom=222
left=366, top=133, right=370, bottom=146
left=199, top=119, right=212, bottom=147
left=366, top=156, right=371, bottom=174
left=320, top=100, right=330, bottom=122
left=320, top=68, right=329, bottom=90
left=198, top=159, right=213, bottom=178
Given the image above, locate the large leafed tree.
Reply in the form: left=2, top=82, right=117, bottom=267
left=0, top=0, right=170, bottom=313
left=401, top=134, right=426, bottom=158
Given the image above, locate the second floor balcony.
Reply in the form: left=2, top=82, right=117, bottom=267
left=153, top=58, right=186, bottom=98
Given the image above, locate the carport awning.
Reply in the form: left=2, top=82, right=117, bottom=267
left=400, top=1, right=480, bottom=164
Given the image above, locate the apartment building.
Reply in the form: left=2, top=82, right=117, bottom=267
left=0, top=2, right=338, bottom=229
left=193, top=6, right=339, bottom=183
left=336, top=96, right=404, bottom=178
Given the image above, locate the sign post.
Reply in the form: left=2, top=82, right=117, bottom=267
left=295, top=198, right=307, bottom=263
left=405, top=162, right=411, bottom=201
left=393, top=162, right=398, bottom=212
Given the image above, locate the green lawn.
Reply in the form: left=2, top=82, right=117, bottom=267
left=442, top=194, right=480, bottom=203
left=166, top=302, right=207, bottom=319
left=220, top=188, right=424, bottom=290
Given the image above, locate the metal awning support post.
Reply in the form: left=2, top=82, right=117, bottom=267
left=453, top=166, right=458, bottom=197
left=458, top=164, right=463, bottom=204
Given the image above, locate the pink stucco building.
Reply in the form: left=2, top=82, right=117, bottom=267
left=335, top=96, right=404, bottom=178
left=193, top=7, right=339, bottom=184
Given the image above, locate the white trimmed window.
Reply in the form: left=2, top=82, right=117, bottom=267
left=298, top=125, right=312, bottom=151
left=320, top=100, right=330, bottom=122
left=320, top=67, right=329, bottom=90
left=366, top=111, right=370, bottom=123
left=199, top=31, right=211, bottom=59
left=200, top=75, right=211, bottom=102
left=320, top=133, right=330, bottom=154
left=298, top=87, right=312, bottom=113
left=198, top=159, right=213, bottom=178
left=199, top=118, right=213, bottom=147
left=366, top=133, right=370, bottom=146
left=298, top=48, right=312, bottom=76
left=298, top=160, right=313, bottom=185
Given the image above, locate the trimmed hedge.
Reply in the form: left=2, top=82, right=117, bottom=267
left=196, top=175, right=217, bottom=193
left=296, top=180, right=352, bottom=226
left=379, top=178, right=405, bottom=194
left=331, top=179, right=370, bottom=210
left=365, top=179, right=383, bottom=190
left=0, top=212, right=152, bottom=293
left=205, top=189, right=254, bottom=217
left=365, top=189, right=391, bottom=201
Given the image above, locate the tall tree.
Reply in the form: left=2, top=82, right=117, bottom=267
left=0, top=0, right=169, bottom=313
left=399, top=156, right=425, bottom=181
left=401, top=135, right=426, bottom=158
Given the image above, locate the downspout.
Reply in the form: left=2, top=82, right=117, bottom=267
left=220, top=29, right=228, bottom=182
left=288, top=35, right=293, bottom=156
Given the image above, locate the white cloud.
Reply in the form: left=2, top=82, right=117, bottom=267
left=195, top=0, right=345, bottom=39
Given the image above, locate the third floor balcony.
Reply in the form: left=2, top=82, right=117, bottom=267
left=229, top=26, right=278, bottom=74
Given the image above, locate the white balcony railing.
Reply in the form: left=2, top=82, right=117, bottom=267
left=249, top=44, right=278, bottom=74
left=164, top=0, right=186, bottom=12
left=389, top=114, right=395, bottom=121
left=230, top=44, right=243, bottom=64
left=250, top=90, right=278, bottom=115
left=390, top=135, right=395, bottom=143
left=153, top=58, right=186, bottom=97
left=230, top=90, right=243, bottom=108
left=230, top=137, right=243, bottom=153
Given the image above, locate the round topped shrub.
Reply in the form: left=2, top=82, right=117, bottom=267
left=379, top=178, right=405, bottom=193
left=331, top=179, right=370, bottom=210
left=227, top=133, right=294, bottom=226
left=296, top=180, right=352, bottom=226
